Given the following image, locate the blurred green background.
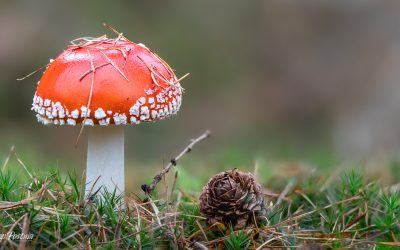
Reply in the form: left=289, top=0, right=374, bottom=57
left=1, top=1, right=400, bottom=191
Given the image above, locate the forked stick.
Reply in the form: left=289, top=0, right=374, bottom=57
left=142, top=130, right=211, bottom=195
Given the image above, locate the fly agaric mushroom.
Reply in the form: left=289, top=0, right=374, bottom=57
left=31, top=35, right=184, bottom=196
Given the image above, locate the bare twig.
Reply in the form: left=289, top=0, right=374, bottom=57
left=142, top=130, right=211, bottom=195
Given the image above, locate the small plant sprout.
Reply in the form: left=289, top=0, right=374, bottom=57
left=31, top=32, right=186, bottom=197
left=224, top=226, right=251, bottom=250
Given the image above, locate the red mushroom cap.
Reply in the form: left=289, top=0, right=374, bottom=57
left=32, top=36, right=183, bottom=126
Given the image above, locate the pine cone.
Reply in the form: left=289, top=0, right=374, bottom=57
left=199, top=169, right=267, bottom=229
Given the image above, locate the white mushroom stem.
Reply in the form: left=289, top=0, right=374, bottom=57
left=86, top=126, right=124, bottom=196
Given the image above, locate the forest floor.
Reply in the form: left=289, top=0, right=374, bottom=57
left=0, top=133, right=399, bottom=249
